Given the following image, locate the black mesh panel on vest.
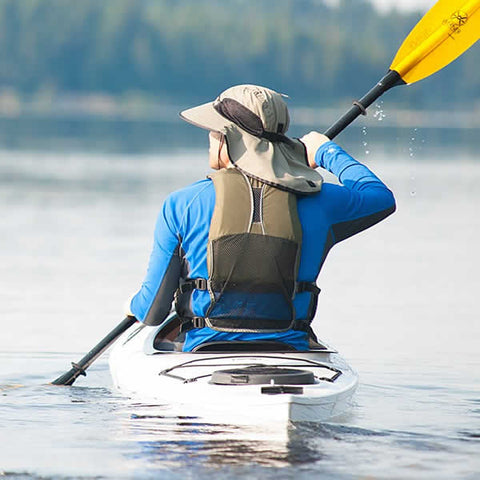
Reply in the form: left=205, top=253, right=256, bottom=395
left=252, top=187, right=262, bottom=223
left=206, top=233, right=298, bottom=331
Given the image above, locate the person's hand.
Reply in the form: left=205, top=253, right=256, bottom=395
left=300, top=132, right=330, bottom=168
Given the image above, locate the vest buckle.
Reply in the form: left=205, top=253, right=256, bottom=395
left=192, top=317, right=206, bottom=328
left=178, top=278, right=209, bottom=294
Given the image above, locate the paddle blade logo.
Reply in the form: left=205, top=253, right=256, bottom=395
left=445, top=11, right=469, bottom=36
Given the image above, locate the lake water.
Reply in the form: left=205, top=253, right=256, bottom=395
left=0, top=118, right=479, bottom=479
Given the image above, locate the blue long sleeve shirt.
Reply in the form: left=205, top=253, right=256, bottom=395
left=130, top=141, right=396, bottom=351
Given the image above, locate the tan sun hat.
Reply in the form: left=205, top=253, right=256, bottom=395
left=179, top=84, right=323, bottom=194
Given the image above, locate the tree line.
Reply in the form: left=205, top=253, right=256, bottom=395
left=0, top=0, right=478, bottom=108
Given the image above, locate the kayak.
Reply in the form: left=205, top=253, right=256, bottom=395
left=109, top=314, right=358, bottom=424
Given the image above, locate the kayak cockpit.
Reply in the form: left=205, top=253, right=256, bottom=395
left=123, top=314, right=336, bottom=355
left=153, top=329, right=333, bottom=355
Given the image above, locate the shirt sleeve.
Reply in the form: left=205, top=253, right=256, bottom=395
left=130, top=195, right=182, bottom=325
left=315, top=141, right=396, bottom=244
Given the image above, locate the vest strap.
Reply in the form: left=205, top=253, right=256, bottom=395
left=178, top=278, right=208, bottom=294
left=180, top=317, right=207, bottom=333
left=296, top=282, right=321, bottom=295
left=192, top=317, right=206, bottom=328
left=178, top=281, right=320, bottom=332
left=181, top=316, right=312, bottom=333
left=180, top=278, right=320, bottom=295
left=296, top=282, right=321, bottom=323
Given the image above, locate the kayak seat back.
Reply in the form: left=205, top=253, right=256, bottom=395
left=191, top=341, right=298, bottom=353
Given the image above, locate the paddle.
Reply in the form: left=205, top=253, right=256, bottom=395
left=324, top=0, right=480, bottom=140
left=51, top=316, right=137, bottom=386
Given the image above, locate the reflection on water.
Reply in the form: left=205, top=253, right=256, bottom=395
left=121, top=405, right=326, bottom=468
left=1, top=351, right=479, bottom=479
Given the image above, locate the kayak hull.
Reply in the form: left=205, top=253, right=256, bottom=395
left=109, top=323, right=358, bottom=425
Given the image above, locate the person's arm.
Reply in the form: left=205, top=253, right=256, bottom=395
left=129, top=195, right=182, bottom=326
left=301, top=132, right=396, bottom=243
left=319, top=140, right=396, bottom=242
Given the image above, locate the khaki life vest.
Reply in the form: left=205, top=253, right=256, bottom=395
left=176, top=168, right=320, bottom=333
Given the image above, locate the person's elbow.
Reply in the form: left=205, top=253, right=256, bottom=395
left=379, top=188, right=396, bottom=219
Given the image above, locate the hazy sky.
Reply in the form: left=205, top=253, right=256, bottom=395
left=370, top=0, right=436, bottom=12
left=325, top=0, right=437, bottom=12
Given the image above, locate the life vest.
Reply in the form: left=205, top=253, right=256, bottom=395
left=176, top=168, right=319, bottom=333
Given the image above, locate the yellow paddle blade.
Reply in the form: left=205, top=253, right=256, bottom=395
left=390, top=0, right=480, bottom=84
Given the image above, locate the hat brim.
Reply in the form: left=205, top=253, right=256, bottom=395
left=180, top=102, right=234, bottom=133
left=179, top=96, right=323, bottom=195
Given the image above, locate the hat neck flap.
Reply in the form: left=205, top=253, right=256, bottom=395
left=214, top=98, right=294, bottom=146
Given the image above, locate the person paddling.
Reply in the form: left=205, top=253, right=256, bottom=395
left=126, top=84, right=395, bottom=352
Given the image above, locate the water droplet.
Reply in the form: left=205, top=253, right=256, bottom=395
left=373, top=109, right=386, bottom=122
left=373, top=102, right=386, bottom=122
left=410, top=191, right=416, bottom=197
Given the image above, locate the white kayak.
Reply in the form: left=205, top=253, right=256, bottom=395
left=109, top=315, right=358, bottom=425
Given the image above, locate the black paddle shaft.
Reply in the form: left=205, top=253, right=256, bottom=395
left=51, top=316, right=137, bottom=386
left=324, top=70, right=404, bottom=140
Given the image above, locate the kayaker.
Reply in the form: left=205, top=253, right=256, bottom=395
left=126, top=84, right=396, bottom=351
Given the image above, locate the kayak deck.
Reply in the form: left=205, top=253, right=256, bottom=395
left=109, top=322, right=358, bottom=424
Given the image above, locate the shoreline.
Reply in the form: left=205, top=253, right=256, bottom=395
left=0, top=91, right=479, bottom=130
left=0, top=108, right=479, bottom=130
